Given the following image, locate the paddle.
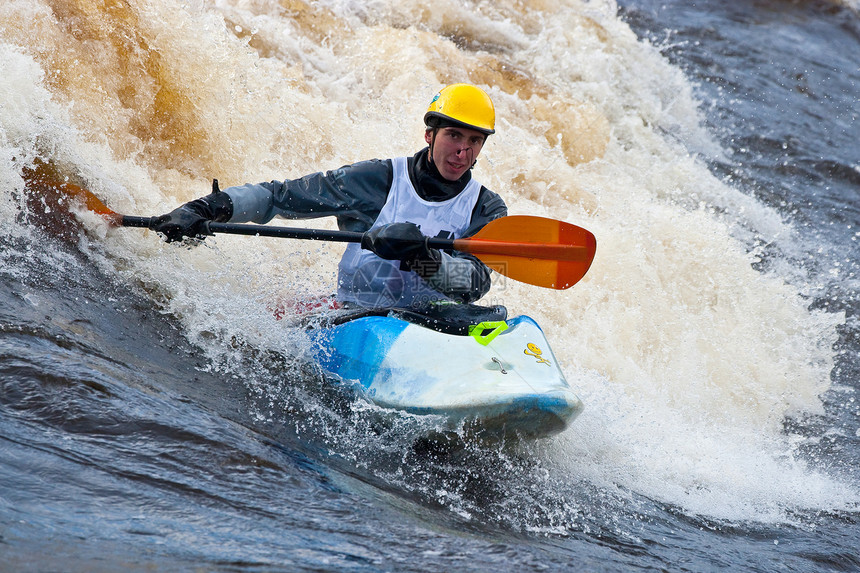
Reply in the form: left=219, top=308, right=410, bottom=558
left=26, top=175, right=596, bottom=290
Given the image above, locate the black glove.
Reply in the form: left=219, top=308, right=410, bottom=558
left=361, top=222, right=442, bottom=277
left=151, top=180, right=233, bottom=243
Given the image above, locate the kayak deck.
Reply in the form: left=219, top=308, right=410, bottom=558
left=304, top=303, right=583, bottom=441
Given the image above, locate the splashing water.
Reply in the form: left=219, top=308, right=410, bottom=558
left=1, top=0, right=856, bottom=536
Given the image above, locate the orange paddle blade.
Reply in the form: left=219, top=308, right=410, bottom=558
left=452, top=215, right=597, bottom=289
left=23, top=169, right=123, bottom=226
left=22, top=168, right=125, bottom=242
left=56, top=181, right=122, bottom=224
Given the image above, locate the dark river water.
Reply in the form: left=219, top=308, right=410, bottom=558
left=1, top=0, right=859, bottom=571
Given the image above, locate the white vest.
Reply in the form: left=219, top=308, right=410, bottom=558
left=337, top=156, right=482, bottom=308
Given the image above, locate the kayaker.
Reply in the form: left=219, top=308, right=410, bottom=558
left=152, top=83, right=507, bottom=309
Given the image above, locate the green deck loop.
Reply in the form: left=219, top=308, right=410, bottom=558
left=468, top=321, right=509, bottom=346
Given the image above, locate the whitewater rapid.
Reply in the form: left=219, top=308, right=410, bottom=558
left=1, top=0, right=854, bottom=525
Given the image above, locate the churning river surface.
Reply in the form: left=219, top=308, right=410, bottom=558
left=1, top=0, right=859, bottom=571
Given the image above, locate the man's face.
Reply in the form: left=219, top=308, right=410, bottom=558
left=425, top=126, right=486, bottom=181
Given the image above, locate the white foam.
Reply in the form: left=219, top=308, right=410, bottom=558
left=1, top=0, right=854, bottom=522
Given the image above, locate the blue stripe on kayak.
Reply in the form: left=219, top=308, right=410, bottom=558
left=403, top=393, right=581, bottom=439
left=503, top=315, right=538, bottom=331
left=404, top=392, right=577, bottom=418
left=309, top=316, right=409, bottom=390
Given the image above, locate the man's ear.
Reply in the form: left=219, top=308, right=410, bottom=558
left=424, top=129, right=433, bottom=145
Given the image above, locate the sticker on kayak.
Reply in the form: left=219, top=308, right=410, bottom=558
left=524, top=343, right=551, bottom=365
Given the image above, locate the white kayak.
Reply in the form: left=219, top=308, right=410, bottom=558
left=304, top=303, right=583, bottom=441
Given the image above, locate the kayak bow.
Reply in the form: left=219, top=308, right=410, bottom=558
left=305, top=304, right=584, bottom=441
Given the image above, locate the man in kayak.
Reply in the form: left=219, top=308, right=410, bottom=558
left=153, top=83, right=507, bottom=309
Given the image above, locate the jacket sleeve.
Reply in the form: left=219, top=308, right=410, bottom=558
left=223, top=159, right=392, bottom=233
left=423, top=187, right=508, bottom=303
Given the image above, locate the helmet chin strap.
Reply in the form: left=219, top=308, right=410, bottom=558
left=428, top=128, right=437, bottom=165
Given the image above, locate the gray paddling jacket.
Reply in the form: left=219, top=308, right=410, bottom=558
left=222, top=148, right=507, bottom=306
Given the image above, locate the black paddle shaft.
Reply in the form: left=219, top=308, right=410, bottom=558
left=121, top=215, right=457, bottom=249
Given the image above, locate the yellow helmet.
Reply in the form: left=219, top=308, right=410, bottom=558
left=424, top=84, right=495, bottom=136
